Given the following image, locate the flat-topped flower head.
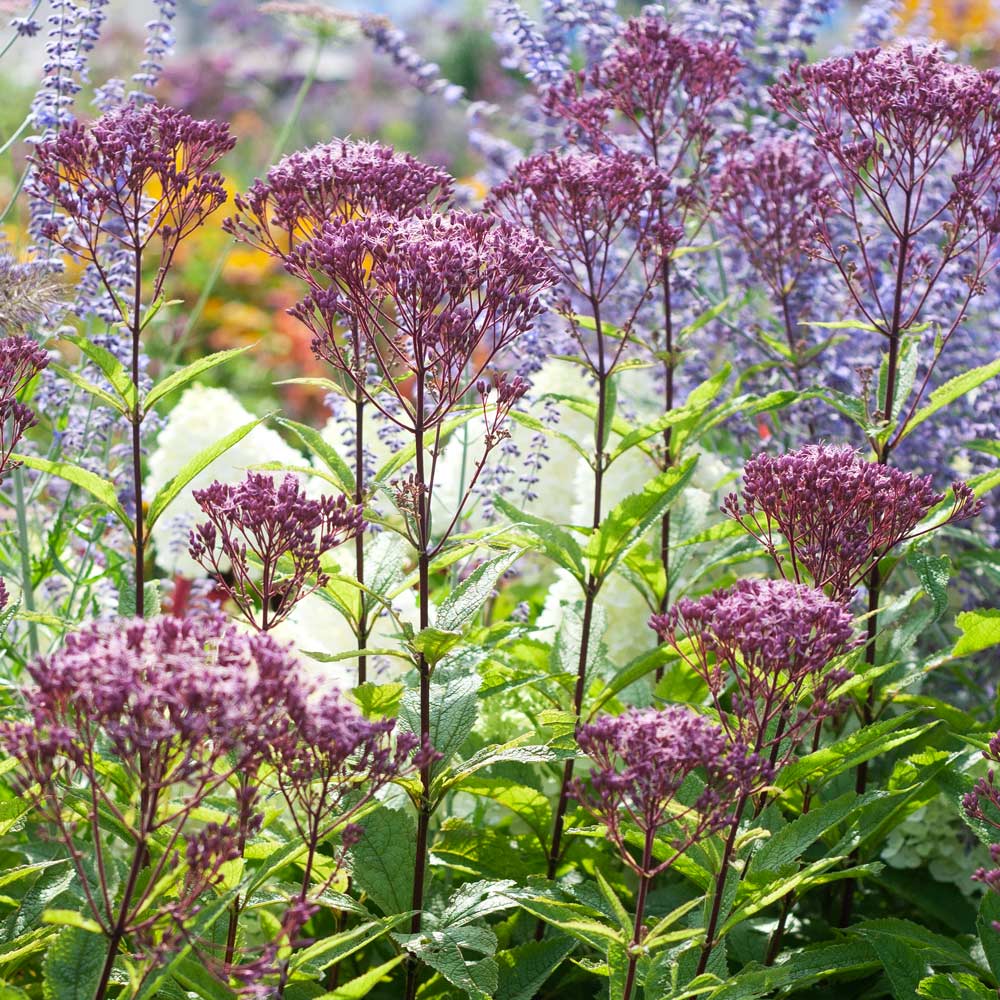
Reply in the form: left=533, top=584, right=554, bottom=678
left=574, top=706, right=769, bottom=877
left=722, top=445, right=982, bottom=601
left=29, top=102, right=235, bottom=303
left=545, top=13, right=741, bottom=156
left=652, top=579, right=859, bottom=764
left=224, top=139, right=454, bottom=259
left=289, top=209, right=555, bottom=433
left=488, top=150, right=676, bottom=333
left=714, top=136, right=832, bottom=302
left=189, top=472, right=363, bottom=632
left=771, top=45, right=1000, bottom=339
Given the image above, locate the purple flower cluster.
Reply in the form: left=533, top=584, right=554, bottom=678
left=0, top=335, right=49, bottom=479
left=723, top=445, right=982, bottom=602
left=224, top=139, right=454, bottom=260
left=30, top=102, right=235, bottom=305
left=0, top=612, right=413, bottom=977
left=290, top=210, right=555, bottom=433
left=771, top=46, right=1000, bottom=383
left=189, top=472, right=363, bottom=632
left=652, top=579, right=859, bottom=765
left=488, top=150, right=674, bottom=341
left=574, top=706, right=769, bottom=877
left=963, top=734, right=1000, bottom=914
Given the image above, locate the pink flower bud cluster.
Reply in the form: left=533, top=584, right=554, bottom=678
left=289, top=209, right=555, bottom=432
left=0, top=612, right=414, bottom=972
left=189, top=472, right=363, bottom=632
left=224, top=138, right=454, bottom=260
left=651, top=579, right=860, bottom=767
left=963, top=734, right=1000, bottom=919
left=723, top=445, right=982, bottom=602
left=574, top=706, right=770, bottom=878
left=0, top=335, right=49, bottom=479
left=714, top=136, right=833, bottom=304
left=771, top=45, right=1000, bottom=337
left=29, top=102, right=235, bottom=303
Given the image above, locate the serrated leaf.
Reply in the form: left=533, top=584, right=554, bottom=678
left=917, top=974, right=996, bottom=1000
left=494, top=937, right=575, bottom=1000
left=291, top=915, right=409, bottom=973
left=349, top=808, right=417, bottom=916
left=49, top=363, right=127, bottom=414
left=435, top=549, right=522, bottom=632
left=400, top=671, right=480, bottom=772
left=494, top=497, right=585, bottom=580
left=586, top=458, right=697, bottom=579
left=42, top=926, right=105, bottom=1000
left=953, top=609, right=1000, bottom=658
left=145, top=415, right=268, bottom=530
left=978, top=894, right=1000, bottom=982
left=899, top=357, right=1000, bottom=442
left=144, top=345, right=255, bottom=412
left=909, top=549, right=951, bottom=621
left=438, top=880, right=518, bottom=927
left=275, top=415, right=354, bottom=493
left=13, top=455, right=131, bottom=529
left=60, top=335, right=135, bottom=403
left=117, top=580, right=161, bottom=619
left=395, top=927, right=497, bottom=1000
left=349, top=682, right=404, bottom=719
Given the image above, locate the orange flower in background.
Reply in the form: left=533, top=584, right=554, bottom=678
left=905, top=0, right=998, bottom=45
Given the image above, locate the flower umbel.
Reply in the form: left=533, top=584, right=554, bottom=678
left=189, top=472, right=363, bottom=632
left=722, top=445, right=982, bottom=601
left=224, top=138, right=454, bottom=260
left=652, top=579, right=860, bottom=767
left=0, top=335, right=50, bottom=479
left=574, top=707, right=769, bottom=878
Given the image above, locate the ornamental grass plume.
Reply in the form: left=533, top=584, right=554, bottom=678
left=0, top=335, right=49, bottom=479
left=0, top=614, right=299, bottom=998
left=224, top=138, right=454, bottom=260
left=0, top=255, right=64, bottom=332
left=189, top=471, right=363, bottom=632
left=771, top=45, right=1000, bottom=454
left=651, top=578, right=860, bottom=767
left=722, top=444, right=983, bottom=602
left=574, top=706, right=769, bottom=1000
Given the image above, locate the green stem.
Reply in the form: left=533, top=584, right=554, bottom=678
left=13, top=467, right=37, bottom=657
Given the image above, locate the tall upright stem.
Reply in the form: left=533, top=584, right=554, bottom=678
left=405, top=390, right=432, bottom=1000
left=839, top=188, right=912, bottom=927
left=622, top=830, right=656, bottom=1000
left=544, top=296, right=609, bottom=887
left=696, top=793, right=749, bottom=976
left=131, top=247, right=145, bottom=617
left=353, top=341, right=369, bottom=683
left=13, top=467, right=37, bottom=656
left=658, top=254, right=674, bottom=625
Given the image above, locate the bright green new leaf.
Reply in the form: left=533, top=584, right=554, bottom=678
left=144, top=345, right=255, bottom=412
left=13, top=455, right=132, bottom=531
left=953, top=609, right=1000, bottom=658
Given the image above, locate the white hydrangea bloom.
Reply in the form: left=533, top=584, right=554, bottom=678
left=145, top=385, right=305, bottom=576
left=271, top=572, right=418, bottom=691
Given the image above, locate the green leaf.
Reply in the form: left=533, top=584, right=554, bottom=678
left=977, top=894, right=1000, bottom=982
left=349, top=807, right=417, bottom=916
left=494, top=937, right=575, bottom=1000
left=899, top=357, right=1000, bottom=442
left=400, top=671, right=480, bottom=771
left=585, top=458, right=697, bottom=579
left=410, top=627, right=463, bottom=665
left=117, top=580, right=161, bottom=619
left=40, top=911, right=103, bottom=934
left=49, top=364, right=127, bottom=415
left=494, top=497, right=585, bottom=581
left=13, top=455, right=131, bottom=530
left=748, top=792, right=879, bottom=878
left=144, top=345, right=255, bottom=412
left=909, top=549, right=952, bottom=621
left=145, top=415, right=268, bottom=530
left=917, top=974, right=996, bottom=1000
left=776, top=715, right=931, bottom=790
left=395, top=927, right=497, bottom=1000
left=60, top=335, right=135, bottom=403
left=435, top=549, right=522, bottom=632
left=953, top=609, right=1000, bottom=658
left=276, top=415, right=354, bottom=494
left=594, top=869, right=632, bottom=937
left=349, top=682, right=404, bottom=719
left=42, top=926, right=104, bottom=1000
left=802, top=319, right=880, bottom=331
left=291, top=916, right=410, bottom=973
left=452, top=778, right=551, bottom=851
left=439, top=880, right=518, bottom=927
left=170, top=957, right=236, bottom=1000
left=322, top=954, right=405, bottom=997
